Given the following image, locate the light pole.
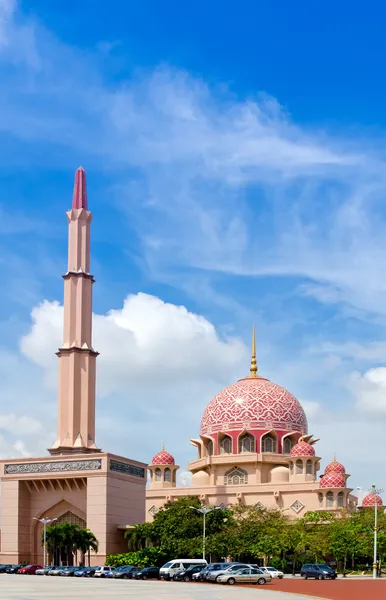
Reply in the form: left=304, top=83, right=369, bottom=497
left=357, top=485, right=384, bottom=579
left=33, top=517, right=57, bottom=567
left=189, top=506, right=222, bottom=561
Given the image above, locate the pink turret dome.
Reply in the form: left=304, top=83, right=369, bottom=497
left=290, top=441, right=315, bottom=457
left=151, top=446, right=175, bottom=465
left=325, top=459, right=345, bottom=474
left=320, top=472, right=346, bottom=488
left=362, top=493, right=383, bottom=508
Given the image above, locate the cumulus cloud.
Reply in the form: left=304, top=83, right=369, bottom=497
left=350, top=367, right=386, bottom=414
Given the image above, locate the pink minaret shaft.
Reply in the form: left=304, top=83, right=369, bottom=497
left=49, top=167, right=100, bottom=455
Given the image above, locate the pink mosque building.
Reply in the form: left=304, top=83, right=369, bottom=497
left=0, top=167, right=370, bottom=566
left=146, top=331, right=358, bottom=518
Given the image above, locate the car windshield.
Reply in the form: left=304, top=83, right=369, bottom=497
left=318, top=564, right=333, bottom=571
left=266, top=567, right=277, bottom=571
left=161, top=562, right=173, bottom=568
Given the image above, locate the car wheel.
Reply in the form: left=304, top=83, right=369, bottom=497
left=122, top=574, right=128, bottom=579
left=143, top=574, right=148, bottom=580
left=302, top=574, right=307, bottom=579
left=183, top=575, right=190, bottom=582
left=227, top=578, right=236, bottom=585
left=257, top=578, right=266, bottom=585
left=318, top=574, right=324, bottom=580
left=278, top=575, right=283, bottom=579
left=173, top=575, right=178, bottom=581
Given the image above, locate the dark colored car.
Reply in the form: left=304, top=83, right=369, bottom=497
left=61, top=566, right=78, bottom=577
left=18, top=565, right=43, bottom=575
left=0, top=564, right=12, bottom=574
left=112, top=565, right=139, bottom=579
left=6, top=565, right=24, bottom=574
left=133, top=566, right=160, bottom=580
left=174, top=564, right=206, bottom=582
left=74, top=567, right=97, bottom=577
left=300, top=564, right=337, bottom=580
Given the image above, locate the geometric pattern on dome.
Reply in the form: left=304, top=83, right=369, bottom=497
left=290, top=441, right=315, bottom=457
left=290, top=500, right=305, bottom=514
left=200, top=378, right=308, bottom=436
left=320, top=472, right=346, bottom=488
left=362, top=493, right=383, bottom=507
left=325, top=460, right=345, bottom=474
left=151, top=449, right=175, bottom=465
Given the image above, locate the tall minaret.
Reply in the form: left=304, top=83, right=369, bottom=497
left=49, top=167, right=100, bottom=455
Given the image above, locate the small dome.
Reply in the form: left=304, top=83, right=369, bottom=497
left=320, top=472, right=346, bottom=488
left=325, top=459, right=345, bottom=474
left=290, top=441, right=315, bottom=457
left=192, top=471, right=210, bottom=486
left=151, top=447, right=175, bottom=465
left=269, top=465, right=289, bottom=483
left=362, top=493, right=383, bottom=508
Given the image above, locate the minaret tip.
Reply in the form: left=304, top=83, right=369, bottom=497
left=248, top=324, right=258, bottom=378
left=72, top=166, right=88, bottom=210
left=162, top=441, right=165, bottom=451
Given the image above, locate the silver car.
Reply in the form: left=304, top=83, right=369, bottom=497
left=217, top=567, right=272, bottom=585
left=206, top=563, right=257, bottom=582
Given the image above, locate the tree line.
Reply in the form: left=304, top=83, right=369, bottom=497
left=107, top=496, right=386, bottom=574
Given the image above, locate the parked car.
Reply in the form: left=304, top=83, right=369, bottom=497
left=112, top=565, right=139, bottom=579
left=206, top=563, right=257, bottom=582
left=192, top=562, right=230, bottom=581
left=300, top=564, right=337, bottom=580
left=61, top=566, right=78, bottom=577
left=48, top=566, right=67, bottom=576
left=174, top=564, right=206, bottom=582
left=18, top=565, right=43, bottom=575
left=74, top=567, right=97, bottom=577
left=133, top=566, right=160, bottom=580
left=35, top=566, right=54, bottom=576
left=0, top=564, right=12, bottom=574
left=259, top=566, right=284, bottom=579
left=5, top=565, right=23, bottom=574
left=217, top=567, right=272, bottom=585
left=94, top=566, right=115, bottom=578
left=159, top=558, right=207, bottom=580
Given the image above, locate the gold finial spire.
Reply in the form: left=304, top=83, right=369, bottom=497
left=162, top=441, right=165, bottom=451
left=333, top=452, right=336, bottom=462
left=249, top=325, right=258, bottom=378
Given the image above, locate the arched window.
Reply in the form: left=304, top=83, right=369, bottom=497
left=224, top=467, right=248, bottom=485
left=56, top=511, right=86, bottom=528
left=238, top=433, right=255, bottom=453
left=283, top=438, right=293, bottom=454
left=164, top=468, right=171, bottom=482
left=306, top=460, right=313, bottom=475
left=318, top=493, right=324, bottom=507
left=337, top=491, right=344, bottom=508
left=155, top=468, right=162, bottom=482
left=207, top=440, right=214, bottom=456
left=220, top=436, right=232, bottom=455
left=296, top=459, right=303, bottom=474
left=262, top=434, right=276, bottom=453
left=326, top=491, right=334, bottom=508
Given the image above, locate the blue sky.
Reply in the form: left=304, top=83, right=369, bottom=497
left=1, top=0, right=386, bottom=495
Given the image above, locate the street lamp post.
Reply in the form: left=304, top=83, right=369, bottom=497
left=189, top=506, right=221, bottom=561
left=33, top=517, right=57, bottom=567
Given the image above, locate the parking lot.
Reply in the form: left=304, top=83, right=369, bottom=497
left=0, top=576, right=316, bottom=600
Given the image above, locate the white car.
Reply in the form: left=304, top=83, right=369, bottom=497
left=94, top=566, right=115, bottom=578
left=259, top=566, right=284, bottom=579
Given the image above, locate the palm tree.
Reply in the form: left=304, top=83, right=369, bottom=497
left=74, top=528, right=99, bottom=566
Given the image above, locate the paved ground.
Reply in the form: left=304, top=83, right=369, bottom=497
left=2, top=576, right=386, bottom=600
left=0, top=576, right=315, bottom=600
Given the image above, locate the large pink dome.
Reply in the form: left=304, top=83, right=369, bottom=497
left=200, top=377, right=308, bottom=436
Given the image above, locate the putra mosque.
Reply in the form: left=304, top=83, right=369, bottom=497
left=0, top=168, right=380, bottom=566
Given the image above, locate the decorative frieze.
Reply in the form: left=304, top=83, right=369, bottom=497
left=110, top=460, right=145, bottom=479
left=4, top=459, right=102, bottom=475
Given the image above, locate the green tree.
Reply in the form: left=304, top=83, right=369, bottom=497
left=44, top=522, right=98, bottom=566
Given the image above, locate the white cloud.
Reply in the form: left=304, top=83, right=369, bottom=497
left=350, top=367, right=386, bottom=414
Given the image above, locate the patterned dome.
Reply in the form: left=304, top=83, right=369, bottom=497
left=320, top=472, right=346, bottom=488
left=290, top=441, right=315, bottom=457
left=200, top=377, right=308, bottom=436
left=151, top=448, right=175, bottom=465
left=362, top=493, right=383, bottom=508
left=325, top=459, right=345, bottom=474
